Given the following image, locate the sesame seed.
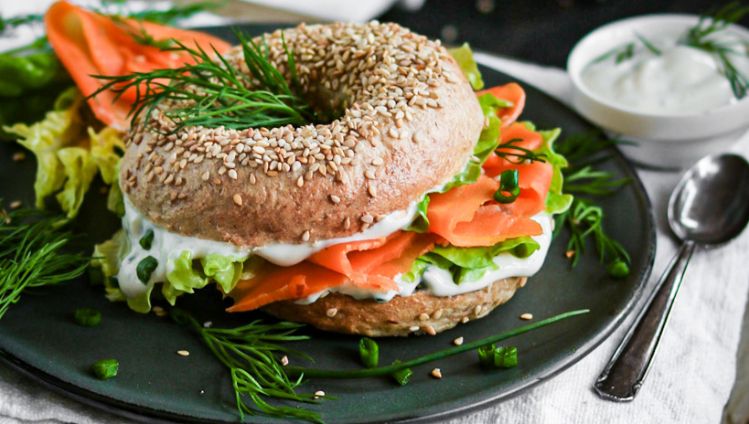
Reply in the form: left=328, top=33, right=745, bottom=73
left=461, top=316, right=470, bottom=324
left=152, top=306, right=167, bottom=317
left=9, top=200, right=21, bottom=210
left=330, top=194, right=341, bottom=204
left=367, top=183, right=377, bottom=197
left=280, top=355, right=289, bottom=366
left=314, top=390, right=326, bottom=398
left=228, top=169, right=238, bottom=179
left=409, top=325, right=420, bottom=332
left=233, top=194, right=243, bottom=206
left=432, top=309, right=444, bottom=320
left=302, top=230, right=311, bottom=242
left=361, top=213, right=374, bottom=224
left=203, top=321, right=213, bottom=328
left=418, top=313, right=429, bottom=321
left=565, top=250, right=575, bottom=259
left=11, top=152, right=25, bottom=162
left=201, top=171, right=210, bottom=181
left=453, top=337, right=464, bottom=346
left=520, top=313, right=534, bottom=320
left=364, top=168, right=376, bottom=180
left=430, top=368, right=442, bottom=379
left=326, top=307, right=338, bottom=317
left=177, top=350, right=190, bottom=357
left=419, top=324, right=434, bottom=336
left=474, top=305, right=483, bottom=316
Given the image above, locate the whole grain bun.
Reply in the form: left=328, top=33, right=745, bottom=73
left=262, top=277, right=528, bottom=337
left=120, top=22, right=484, bottom=246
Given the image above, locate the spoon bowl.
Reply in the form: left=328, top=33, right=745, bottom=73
left=668, top=154, right=749, bottom=244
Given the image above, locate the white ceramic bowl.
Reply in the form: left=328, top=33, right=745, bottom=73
left=567, top=14, right=749, bottom=169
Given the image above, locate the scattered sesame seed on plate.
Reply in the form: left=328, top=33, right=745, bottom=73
left=520, top=313, right=534, bottom=320
left=280, top=355, right=289, bottom=366
left=9, top=200, right=22, bottom=210
left=314, top=390, right=326, bottom=398
left=430, top=368, right=443, bottom=379
left=12, top=152, right=25, bottom=162
left=453, top=337, right=464, bottom=346
left=177, top=350, right=190, bottom=357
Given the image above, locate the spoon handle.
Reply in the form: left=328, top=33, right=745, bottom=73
left=594, top=241, right=696, bottom=401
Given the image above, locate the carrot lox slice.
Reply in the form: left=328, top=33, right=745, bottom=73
left=448, top=205, right=543, bottom=247
left=478, top=83, right=526, bottom=128
left=44, top=1, right=231, bottom=130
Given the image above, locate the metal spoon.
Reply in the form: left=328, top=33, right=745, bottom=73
left=594, top=153, right=749, bottom=401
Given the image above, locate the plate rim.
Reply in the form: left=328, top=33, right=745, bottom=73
left=0, top=25, right=657, bottom=424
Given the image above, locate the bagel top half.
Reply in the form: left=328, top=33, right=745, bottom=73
left=120, top=21, right=484, bottom=246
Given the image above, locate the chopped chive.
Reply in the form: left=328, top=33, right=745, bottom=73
left=136, top=256, right=158, bottom=284
left=390, top=360, right=413, bottom=386
left=359, top=337, right=379, bottom=369
left=494, top=169, right=520, bottom=203
left=73, top=308, right=102, bottom=327
left=91, top=359, right=119, bottom=380
left=139, top=229, right=154, bottom=250
left=477, top=344, right=518, bottom=369
left=607, top=259, right=630, bottom=278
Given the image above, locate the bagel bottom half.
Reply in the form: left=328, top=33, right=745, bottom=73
left=262, top=277, right=528, bottom=337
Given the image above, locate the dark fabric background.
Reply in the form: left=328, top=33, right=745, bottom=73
left=380, top=0, right=749, bottom=67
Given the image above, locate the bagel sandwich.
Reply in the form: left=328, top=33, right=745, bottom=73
left=94, top=22, right=573, bottom=337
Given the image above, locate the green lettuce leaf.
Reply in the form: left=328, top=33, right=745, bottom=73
left=3, top=87, right=83, bottom=208
left=537, top=128, right=573, bottom=214
left=55, top=147, right=98, bottom=218
left=88, top=127, right=125, bottom=216
left=411, top=237, right=541, bottom=285
left=91, top=229, right=127, bottom=302
left=163, top=250, right=210, bottom=305
left=201, top=254, right=244, bottom=294
left=448, top=43, right=484, bottom=90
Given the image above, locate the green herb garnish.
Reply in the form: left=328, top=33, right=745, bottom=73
left=359, top=337, right=379, bottom=369
left=74, top=307, right=102, bottom=327
left=287, top=309, right=588, bottom=379
left=683, top=2, right=749, bottom=98
left=92, top=30, right=315, bottom=132
left=136, top=256, right=158, bottom=284
left=91, top=358, right=119, bottom=380
left=139, top=229, right=154, bottom=250
left=494, top=137, right=548, bottom=164
left=553, top=132, right=632, bottom=277
left=0, top=207, right=88, bottom=320
left=477, top=344, right=518, bottom=369
left=494, top=169, right=520, bottom=203
left=390, top=360, right=413, bottom=386
left=171, top=309, right=322, bottom=423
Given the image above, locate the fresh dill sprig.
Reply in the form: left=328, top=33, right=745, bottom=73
left=494, top=138, right=547, bottom=164
left=682, top=2, right=749, bottom=99
left=170, top=309, right=323, bottom=423
left=0, top=207, right=89, bottom=320
left=91, top=30, right=315, bottom=131
left=554, top=132, right=632, bottom=277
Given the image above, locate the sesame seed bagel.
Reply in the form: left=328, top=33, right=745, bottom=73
left=262, top=277, right=528, bottom=337
left=120, top=21, right=484, bottom=246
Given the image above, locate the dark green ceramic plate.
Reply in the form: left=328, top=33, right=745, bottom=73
left=0, top=24, right=655, bottom=424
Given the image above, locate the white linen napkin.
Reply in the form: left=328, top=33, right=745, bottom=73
left=1, top=4, right=748, bottom=424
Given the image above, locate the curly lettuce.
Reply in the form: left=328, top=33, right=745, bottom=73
left=403, top=237, right=540, bottom=285
left=448, top=43, right=484, bottom=90
left=3, top=87, right=83, bottom=209
left=3, top=87, right=125, bottom=218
